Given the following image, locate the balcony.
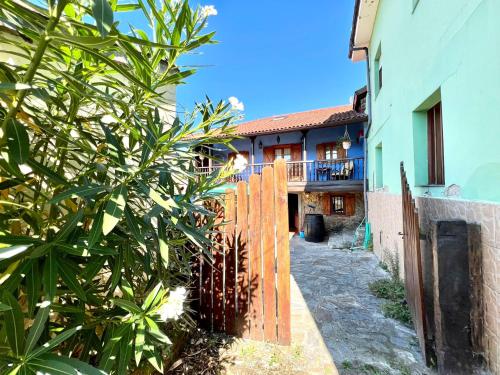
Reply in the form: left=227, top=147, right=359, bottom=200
left=198, top=157, right=365, bottom=192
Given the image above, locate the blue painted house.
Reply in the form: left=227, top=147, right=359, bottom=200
left=201, top=95, right=368, bottom=233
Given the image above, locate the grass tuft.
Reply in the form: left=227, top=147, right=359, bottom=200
left=369, top=275, right=412, bottom=326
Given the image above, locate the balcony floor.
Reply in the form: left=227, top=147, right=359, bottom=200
left=288, top=180, right=363, bottom=193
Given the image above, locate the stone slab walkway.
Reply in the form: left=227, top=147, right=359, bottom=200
left=291, top=236, right=433, bottom=375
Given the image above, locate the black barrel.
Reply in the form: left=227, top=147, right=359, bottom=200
left=304, top=214, right=325, bottom=242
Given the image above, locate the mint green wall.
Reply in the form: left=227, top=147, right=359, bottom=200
left=366, top=0, right=500, bottom=203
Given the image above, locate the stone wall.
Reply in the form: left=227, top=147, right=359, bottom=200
left=367, top=191, right=500, bottom=373
left=300, top=192, right=364, bottom=233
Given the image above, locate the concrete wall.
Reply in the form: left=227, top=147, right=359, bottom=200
left=365, top=0, right=500, bottom=203
left=215, top=122, right=365, bottom=163
left=368, top=191, right=500, bottom=372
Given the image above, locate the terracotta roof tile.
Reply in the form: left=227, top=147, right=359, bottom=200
left=233, top=105, right=367, bottom=137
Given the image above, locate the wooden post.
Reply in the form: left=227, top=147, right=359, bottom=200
left=224, top=189, right=237, bottom=334
left=301, top=130, right=308, bottom=181
left=236, top=181, right=250, bottom=337
left=248, top=174, right=263, bottom=340
left=274, top=159, right=291, bottom=345
left=261, top=166, right=277, bottom=342
left=212, top=201, right=225, bottom=332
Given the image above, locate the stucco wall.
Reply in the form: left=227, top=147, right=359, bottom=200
left=366, top=0, right=500, bottom=203
left=216, top=123, right=364, bottom=164
left=367, top=191, right=500, bottom=372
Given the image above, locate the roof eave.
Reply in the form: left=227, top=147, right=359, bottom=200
left=235, top=116, right=368, bottom=138
left=348, top=0, right=380, bottom=62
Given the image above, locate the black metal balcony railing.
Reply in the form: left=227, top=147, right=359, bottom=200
left=197, top=157, right=364, bottom=183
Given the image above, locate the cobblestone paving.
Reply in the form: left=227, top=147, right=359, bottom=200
left=291, top=236, right=433, bottom=375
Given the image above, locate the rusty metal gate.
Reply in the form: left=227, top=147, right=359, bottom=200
left=400, top=162, right=430, bottom=364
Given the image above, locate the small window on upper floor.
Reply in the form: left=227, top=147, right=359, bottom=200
left=374, top=44, right=382, bottom=96
left=427, top=102, right=445, bottom=185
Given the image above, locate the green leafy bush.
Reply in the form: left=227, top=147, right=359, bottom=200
left=369, top=275, right=412, bottom=326
left=0, top=0, right=235, bottom=373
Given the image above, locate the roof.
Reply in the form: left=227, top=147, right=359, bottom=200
left=348, top=0, right=380, bottom=61
left=232, top=105, right=367, bottom=137
left=348, top=0, right=362, bottom=59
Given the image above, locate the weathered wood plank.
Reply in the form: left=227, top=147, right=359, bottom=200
left=236, top=181, right=250, bottom=337
left=224, top=189, right=237, bottom=335
left=274, top=159, right=291, bottom=345
left=212, top=200, right=225, bottom=332
left=200, top=255, right=212, bottom=330
left=248, top=174, right=263, bottom=341
left=262, top=166, right=277, bottom=342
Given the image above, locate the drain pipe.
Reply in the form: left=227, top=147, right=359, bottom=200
left=352, top=46, right=372, bottom=247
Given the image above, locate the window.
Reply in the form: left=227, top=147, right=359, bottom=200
left=274, top=147, right=291, bottom=161
left=427, top=102, right=444, bottom=185
left=325, top=193, right=356, bottom=216
left=375, top=143, right=383, bottom=189
left=332, top=196, right=345, bottom=214
left=374, top=44, right=382, bottom=95
left=325, top=144, right=338, bottom=160
left=316, top=142, right=345, bottom=160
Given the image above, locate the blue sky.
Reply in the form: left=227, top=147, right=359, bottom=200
left=120, top=0, right=366, bottom=122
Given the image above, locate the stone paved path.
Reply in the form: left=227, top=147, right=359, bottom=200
left=291, top=236, right=433, bottom=375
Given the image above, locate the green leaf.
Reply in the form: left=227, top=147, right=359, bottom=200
left=26, top=261, right=41, bottom=317
left=0, top=244, right=32, bottom=261
left=28, top=356, right=79, bottom=375
left=54, top=209, right=85, bottom=242
left=49, top=185, right=108, bottom=204
left=103, top=184, right=128, bottom=235
left=37, top=354, right=107, bottom=375
left=124, top=206, right=145, bottom=250
left=0, top=83, right=32, bottom=91
left=138, top=182, right=178, bottom=213
left=25, top=301, right=51, bottom=354
left=26, top=159, right=69, bottom=187
left=6, top=120, right=29, bottom=164
left=134, top=321, right=145, bottom=366
left=92, top=0, right=114, bottom=37
left=43, top=250, right=57, bottom=301
left=2, top=291, right=25, bottom=356
left=99, top=325, right=129, bottom=371
left=115, top=3, right=141, bottom=11
left=0, top=302, right=12, bottom=311
left=158, top=219, right=169, bottom=270
left=58, top=259, right=87, bottom=301
left=27, top=325, right=82, bottom=359
left=141, top=283, right=163, bottom=311
left=118, top=325, right=133, bottom=374
left=88, top=209, right=104, bottom=249
left=144, top=347, right=164, bottom=373
left=101, top=124, right=125, bottom=165
left=111, top=298, right=142, bottom=314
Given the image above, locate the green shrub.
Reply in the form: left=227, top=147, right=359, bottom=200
left=0, top=1, right=236, bottom=373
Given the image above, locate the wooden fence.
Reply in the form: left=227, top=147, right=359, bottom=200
left=193, top=159, right=291, bottom=345
left=400, top=162, right=430, bottom=364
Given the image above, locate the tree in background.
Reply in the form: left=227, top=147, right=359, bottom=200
left=0, top=0, right=235, bottom=373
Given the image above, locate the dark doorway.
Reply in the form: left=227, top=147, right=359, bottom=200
left=288, top=193, right=299, bottom=232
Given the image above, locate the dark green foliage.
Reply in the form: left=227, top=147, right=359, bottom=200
left=0, top=0, right=236, bottom=374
